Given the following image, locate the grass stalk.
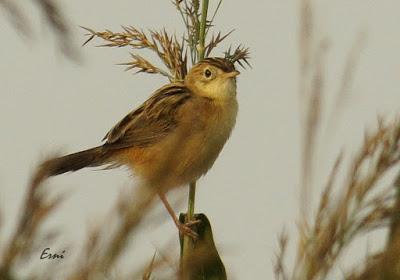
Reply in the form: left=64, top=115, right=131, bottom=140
left=181, top=0, right=209, bottom=269
left=182, top=181, right=197, bottom=266
left=198, top=0, right=209, bottom=60
left=184, top=0, right=209, bottom=231
left=187, top=181, right=197, bottom=222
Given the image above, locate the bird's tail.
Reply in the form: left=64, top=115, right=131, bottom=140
left=40, top=146, right=110, bottom=177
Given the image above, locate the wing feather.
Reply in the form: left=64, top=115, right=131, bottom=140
left=102, top=83, right=192, bottom=149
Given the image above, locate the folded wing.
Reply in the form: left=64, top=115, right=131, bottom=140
left=103, top=83, right=192, bottom=149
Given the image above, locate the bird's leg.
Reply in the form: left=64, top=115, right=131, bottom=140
left=158, top=192, right=200, bottom=239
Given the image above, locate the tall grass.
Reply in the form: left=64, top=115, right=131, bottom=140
left=274, top=1, right=400, bottom=280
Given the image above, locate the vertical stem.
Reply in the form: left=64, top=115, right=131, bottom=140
left=185, top=0, right=209, bottom=226
left=187, top=181, right=196, bottom=221
left=181, top=183, right=197, bottom=277
left=181, top=0, right=209, bottom=269
left=182, top=182, right=196, bottom=258
left=198, top=0, right=209, bottom=60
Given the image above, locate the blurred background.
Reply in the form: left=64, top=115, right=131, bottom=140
left=0, top=0, right=400, bottom=279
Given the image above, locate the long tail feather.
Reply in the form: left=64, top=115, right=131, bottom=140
left=40, top=146, right=110, bottom=177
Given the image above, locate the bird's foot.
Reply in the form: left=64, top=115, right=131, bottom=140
left=177, top=219, right=201, bottom=240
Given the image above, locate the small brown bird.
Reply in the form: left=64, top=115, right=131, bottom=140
left=41, top=57, right=239, bottom=238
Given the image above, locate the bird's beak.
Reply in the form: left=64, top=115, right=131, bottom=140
left=225, top=70, right=240, bottom=78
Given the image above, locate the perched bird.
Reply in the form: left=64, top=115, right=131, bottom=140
left=40, top=57, right=240, bottom=238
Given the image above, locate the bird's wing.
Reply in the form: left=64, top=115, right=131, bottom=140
left=102, top=83, right=192, bottom=149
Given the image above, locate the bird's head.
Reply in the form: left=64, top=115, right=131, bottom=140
left=184, top=57, right=240, bottom=100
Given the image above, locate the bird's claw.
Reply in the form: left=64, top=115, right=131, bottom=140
left=178, top=219, right=201, bottom=240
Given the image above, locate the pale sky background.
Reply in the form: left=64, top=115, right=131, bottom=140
left=1, top=0, right=400, bottom=279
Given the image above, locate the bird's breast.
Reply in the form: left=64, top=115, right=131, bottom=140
left=206, top=98, right=238, bottom=146
left=123, top=96, right=238, bottom=189
left=177, top=97, right=238, bottom=180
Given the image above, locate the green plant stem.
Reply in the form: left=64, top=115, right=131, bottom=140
left=187, top=181, right=196, bottom=221
left=182, top=181, right=196, bottom=255
left=198, top=0, right=209, bottom=60
left=184, top=0, right=209, bottom=226
left=182, top=0, right=209, bottom=263
left=181, top=181, right=196, bottom=277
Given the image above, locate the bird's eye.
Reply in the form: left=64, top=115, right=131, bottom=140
left=204, top=69, right=212, bottom=78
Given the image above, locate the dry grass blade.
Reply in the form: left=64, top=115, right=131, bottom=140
left=291, top=118, right=400, bottom=280
left=299, top=0, right=313, bottom=83
left=36, top=0, right=68, bottom=34
left=299, top=40, right=329, bottom=225
left=1, top=0, right=77, bottom=59
left=0, top=157, right=65, bottom=278
left=173, top=0, right=201, bottom=64
left=205, top=30, right=233, bottom=57
left=150, top=29, right=188, bottom=81
left=372, top=173, right=400, bottom=279
left=314, top=152, right=343, bottom=236
left=66, top=187, right=156, bottom=279
left=328, top=31, right=367, bottom=128
left=296, top=0, right=317, bottom=239
left=345, top=253, right=383, bottom=280
left=120, top=53, right=173, bottom=79
left=141, top=251, right=157, bottom=280
left=224, top=45, right=251, bottom=68
left=126, top=236, right=178, bottom=280
left=81, top=26, right=150, bottom=48
left=208, top=0, right=223, bottom=26
left=82, top=26, right=188, bottom=81
left=0, top=0, right=31, bottom=35
left=83, top=1, right=248, bottom=80
left=35, top=0, right=77, bottom=60
left=274, top=231, right=289, bottom=280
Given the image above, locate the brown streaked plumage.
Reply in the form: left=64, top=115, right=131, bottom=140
left=40, top=57, right=240, bottom=238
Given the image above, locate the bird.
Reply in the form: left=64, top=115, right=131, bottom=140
left=39, top=57, right=240, bottom=238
